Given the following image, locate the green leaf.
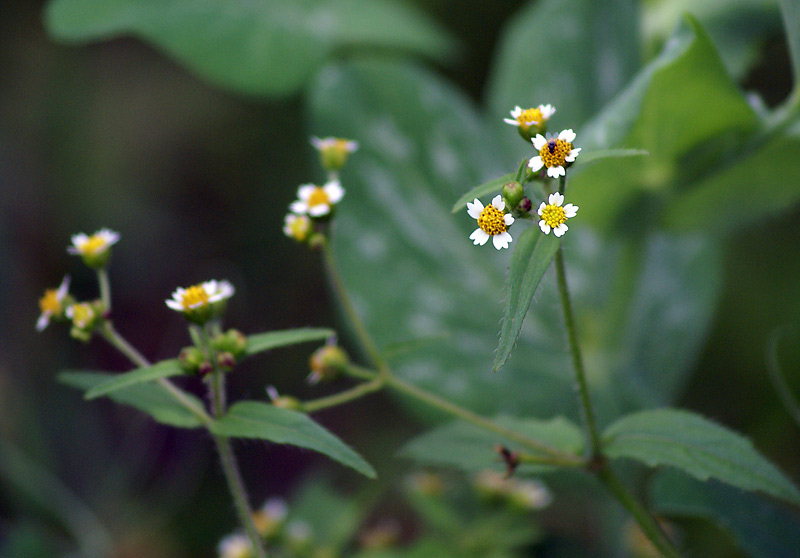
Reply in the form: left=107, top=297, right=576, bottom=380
left=494, top=226, right=560, bottom=372
left=210, top=401, right=375, bottom=478
left=487, top=0, right=641, bottom=162
left=244, top=328, right=335, bottom=357
left=571, top=15, right=759, bottom=232
left=450, top=173, right=514, bottom=214
left=651, top=469, right=800, bottom=558
left=401, top=416, right=584, bottom=474
left=779, top=0, right=800, bottom=92
left=59, top=371, right=203, bottom=428
left=84, top=359, right=183, bottom=400
left=44, top=0, right=456, bottom=97
left=603, top=408, right=800, bottom=505
left=573, top=148, right=649, bottom=166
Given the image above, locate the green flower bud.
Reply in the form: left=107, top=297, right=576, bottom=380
left=212, top=329, right=248, bottom=359
left=308, top=345, right=349, bottom=384
left=502, top=181, right=524, bottom=209
left=179, top=346, right=208, bottom=374
left=311, top=137, right=359, bottom=172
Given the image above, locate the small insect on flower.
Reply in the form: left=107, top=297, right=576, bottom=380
left=538, top=192, right=578, bottom=237
left=290, top=180, right=345, bottom=218
left=166, top=280, right=235, bottom=324
left=528, top=129, right=581, bottom=178
left=467, top=195, right=515, bottom=250
left=67, top=228, right=120, bottom=268
left=36, top=275, right=71, bottom=332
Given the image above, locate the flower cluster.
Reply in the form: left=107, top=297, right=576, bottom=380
left=465, top=105, right=580, bottom=248
left=283, top=136, right=357, bottom=244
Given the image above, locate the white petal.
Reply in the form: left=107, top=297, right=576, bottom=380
left=466, top=199, right=484, bottom=219
left=553, top=224, right=568, bottom=237
left=324, top=180, right=345, bottom=203
left=563, top=204, right=578, bottom=218
left=539, top=221, right=551, bottom=234
left=539, top=104, right=556, bottom=118
left=504, top=213, right=515, bottom=226
left=528, top=156, right=544, bottom=171
left=493, top=232, right=512, bottom=250
left=531, top=135, right=547, bottom=150
left=297, top=184, right=316, bottom=200
left=549, top=192, right=564, bottom=206
left=289, top=201, right=307, bottom=214
left=491, top=195, right=505, bottom=210
left=537, top=202, right=547, bottom=216
left=547, top=165, right=565, bottom=178
left=558, top=129, right=576, bottom=142
left=565, top=147, right=581, bottom=162
left=166, top=299, right=184, bottom=311
left=308, top=204, right=331, bottom=217
left=503, top=118, right=518, bottom=126
left=470, top=229, right=490, bottom=245
left=310, top=136, right=324, bottom=149
left=56, top=275, right=71, bottom=299
left=510, top=106, right=522, bottom=117
left=36, top=313, right=50, bottom=332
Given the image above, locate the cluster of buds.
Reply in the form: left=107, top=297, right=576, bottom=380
left=178, top=328, right=247, bottom=375
left=36, top=229, right=120, bottom=341
left=283, top=136, right=357, bottom=246
left=466, top=104, right=581, bottom=250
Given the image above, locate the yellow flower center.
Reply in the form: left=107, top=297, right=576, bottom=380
left=477, top=205, right=508, bottom=236
left=289, top=217, right=311, bottom=241
left=39, top=289, right=62, bottom=314
left=181, top=285, right=210, bottom=309
left=540, top=204, right=567, bottom=228
left=516, top=107, right=543, bottom=127
left=307, top=187, right=330, bottom=208
left=539, top=139, right=573, bottom=168
left=70, top=304, right=94, bottom=328
left=80, top=235, right=108, bottom=256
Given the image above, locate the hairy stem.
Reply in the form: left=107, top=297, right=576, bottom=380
left=302, top=378, right=386, bottom=413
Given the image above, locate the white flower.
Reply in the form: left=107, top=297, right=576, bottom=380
left=537, top=192, right=578, bottom=237
left=217, top=533, right=253, bottom=558
left=66, top=302, right=96, bottom=329
left=503, top=104, right=556, bottom=128
left=165, top=280, right=235, bottom=312
left=467, top=195, right=515, bottom=250
left=67, top=228, right=120, bottom=257
left=289, top=180, right=345, bottom=217
left=36, top=275, right=71, bottom=331
left=283, top=213, right=312, bottom=242
left=311, top=136, right=359, bottom=154
left=528, top=129, right=581, bottom=178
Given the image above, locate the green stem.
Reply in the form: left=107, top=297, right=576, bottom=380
left=302, top=378, right=386, bottom=413
left=554, top=248, right=602, bottom=458
left=596, top=465, right=682, bottom=558
left=198, top=325, right=227, bottom=416
left=321, top=239, right=389, bottom=376
left=386, top=374, right=583, bottom=466
left=96, top=268, right=111, bottom=312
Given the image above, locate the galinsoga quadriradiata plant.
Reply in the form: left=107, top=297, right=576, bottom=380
left=40, top=91, right=800, bottom=558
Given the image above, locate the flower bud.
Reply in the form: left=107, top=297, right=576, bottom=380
left=518, top=197, right=533, bottom=213
left=308, top=345, right=349, bottom=384
left=267, top=385, right=304, bottom=411
left=502, top=181, right=524, bottom=209
left=216, top=351, right=237, bottom=372
left=179, top=346, right=208, bottom=374
left=311, top=137, right=359, bottom=172
left=212, top=329, right=248, bottom=359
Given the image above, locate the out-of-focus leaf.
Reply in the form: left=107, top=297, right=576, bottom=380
left=401, top=416, right=584, bottom=474
left=572, top=16, right=758, bottom=232
left=288, top=481, right=365, bottom=550
left=59, top=371, right=204, bottom=428
left=603, top=408, right=800, bottom=505
left=651, top=469, right=800, bottom=558
left=573, top=148, right=649, bottom=166
left=494, top=226, right=560, bottom=372
left=451, top=173, right=514, bottom=214
left=487, top=0, right=641, bottom=162
left=781, top=0, right=800, bottom=93
left=210, top=401, right=375, bottom=478
left=84, top=359, right=183, bottom=399
left=44, top=0, right=456, bottom=97
left=244, top=328, right=335, bottom=357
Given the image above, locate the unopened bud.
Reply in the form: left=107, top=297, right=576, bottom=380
left=179, top=346, right=208, bottom=374
left=308, top=345, right=349, bottom=384
left=212, top=329, right=248, bottom=359
left=502, top=181, right=524, bottom=209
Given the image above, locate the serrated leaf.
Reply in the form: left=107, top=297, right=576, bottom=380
left=210, top=401, right=375, bottom=478
left=651, top=469, right=800, bottom=558
left=401, top=416, right=583, bottom=474
left=44, top=0, right=456, bottom=97
left=84, top=359, right=183, bottom=399
left=603, top=408, right=800, bottom=505
left=494, top=226, right=560, bottom=372
left=244, top=328, right=335, bottom=357
left=59, top=371, right=203, bottom=428
left=450, top=173, right=514, bottom=214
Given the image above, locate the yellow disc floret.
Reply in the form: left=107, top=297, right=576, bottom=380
left=39, top=289, right=63, bottom=315
left=539, top=138, right=574, bottom=169
left=307, top=187, right=330, bottom=208
left=516, top=107, right=544, bottom=127
left=477, top=204, right=508, bottom=236
left=181, top=284, right=210, bottom=309
left=80, top=235, right=109, bottom=255
left=540, top=204, right=567, bottom=229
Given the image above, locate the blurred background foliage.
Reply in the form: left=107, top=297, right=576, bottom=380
left=1, top=0, right=800, bottom=556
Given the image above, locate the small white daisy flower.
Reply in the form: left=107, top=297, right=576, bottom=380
left=66, top=302, right=96, bottom=330
left=217, top=533, right=253, bottom=558
left=36, top=275, right=71, bottom=331
left=528, top=129, right=581, bottom=178
left=311, top=136, right=359, bottom=171
left=166, top=280, right=235, bottom=323
left=289, top=180, right=345, bottom=218
left=67, top=228, right=120, bottom=257
left=283, top=213, right=312, bottom=242
left=503, top=104, right=556, bottom=129
left=537, top=192, right=578, bottom=237
left=467, top=195, right=515, bottom=250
